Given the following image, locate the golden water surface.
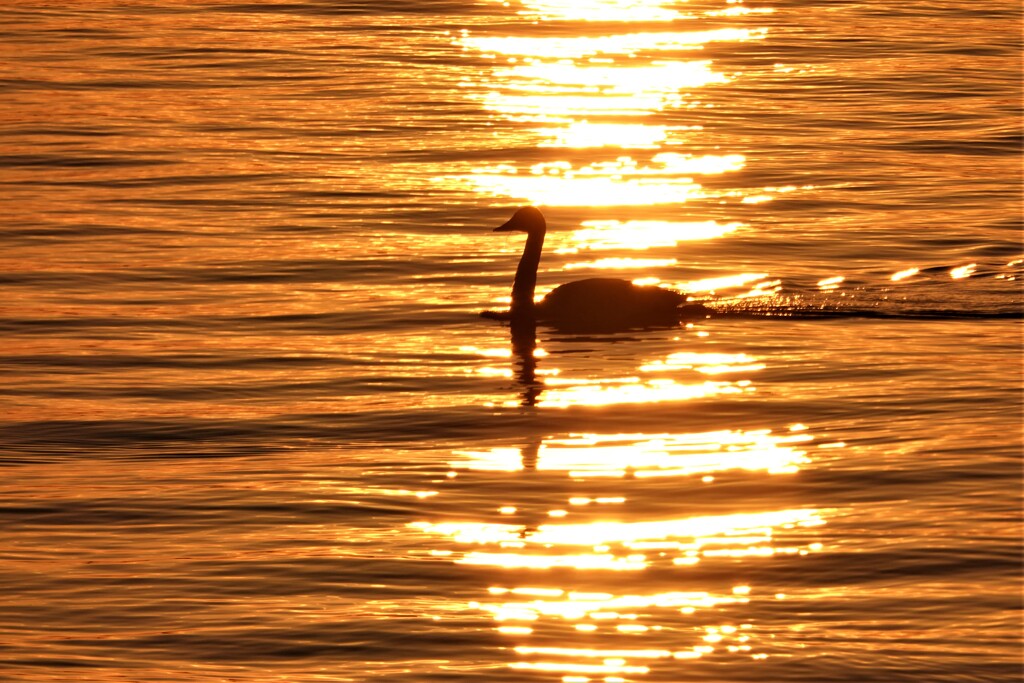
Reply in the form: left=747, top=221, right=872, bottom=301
left=0, top=0, right=1020, bottom=681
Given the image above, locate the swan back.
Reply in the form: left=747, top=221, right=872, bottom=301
left=538, top=278, right=686, bottom=331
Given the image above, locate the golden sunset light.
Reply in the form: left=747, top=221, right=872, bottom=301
left=1, top=0, right=1019, bottom=681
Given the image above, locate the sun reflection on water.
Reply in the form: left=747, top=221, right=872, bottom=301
left=556, top=219, right=741, bottom=253
left=538, top=377, right=749, bottom=408
left=437, top=324, right=829, bottom=678
left=413, top=508, right=825, bottom=570
left=463, top=154, right=745, bottom=207
left=462, top=329, right=770, bottom=409
left=564, top=257, right=679, bottom=271
left=949, top=263, right=977, bottom=279
left=427, top=334, right=828, bottom=678
left=440, top=9, right=772, bottom=210
left=891, top=267, right=920, bottom=281
left=454, top=429, right=811, bottom=478
left=495, top=60, right=728, bottom=93
left=412, top=499, right=828, bottom=676
left=640, top=351, right=766, bottom=375
left=429, top=2, right=828, bottom=679
left=508, top=345, right=760, bottom=409
left=488, top=0, right=692, bottom=22
left=537, top=122, right=677, bottom=149
left=461, top=29, right=767, bottom=59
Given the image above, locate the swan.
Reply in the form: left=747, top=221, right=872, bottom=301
left=482, top=206, right=710, bottom=331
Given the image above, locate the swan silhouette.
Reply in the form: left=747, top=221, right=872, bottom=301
left=482, top=206, right=710, bottom=332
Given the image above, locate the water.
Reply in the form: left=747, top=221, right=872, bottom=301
left=1, top=1, right=1021, bottom=681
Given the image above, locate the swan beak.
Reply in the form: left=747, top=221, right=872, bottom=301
left=493, top=219, right=518, bottom=232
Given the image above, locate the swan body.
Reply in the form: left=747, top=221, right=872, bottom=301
left=483, top=206, right=710, bottom=331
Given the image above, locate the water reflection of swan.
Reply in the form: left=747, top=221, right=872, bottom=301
left=482, top=207, right=710, bottom=332
left=510, top=317, right=542, bottom=407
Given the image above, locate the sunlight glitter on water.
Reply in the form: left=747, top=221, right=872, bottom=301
left=666, top=272, right=770, bottom=294
left=1, top=0, right=1022, bottom=680
left=463, top=155, right=742, bottom=207
left=453, top=429, right=810, bottom=478
left=412, top=508, right=826, bottom=570
left=891, top=267, right=921, bottom=281
left=950, top=263, right=978, bottom=279
left=492, top=0, right=691, bottom=22
left=564, top=257, right=679, bottom=271
left=555, top=220, right=741, bottom=253
left=444, top=14, right=763, bottom=211
left=461, top=29, right=767, bottom=58
left=639, top=352, right=765, bottom=374
left=413, top=501, right=828, bottom=678
left=495, top=60, right=728, bottom=92
left=536, top=378, right=750, bottom=408
left=463, top=329, right=766, bottom=409
left=537, top=122, right=672, bottom=149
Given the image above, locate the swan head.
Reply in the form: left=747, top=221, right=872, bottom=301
left=495, top=206, right=546, bottom=234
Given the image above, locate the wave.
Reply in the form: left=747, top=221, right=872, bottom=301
left=709, top=302, right=1023, bottom=321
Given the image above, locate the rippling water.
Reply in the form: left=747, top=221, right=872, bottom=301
left=1, top=1, right=1021, bottom=681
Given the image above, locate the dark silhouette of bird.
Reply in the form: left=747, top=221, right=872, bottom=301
left=482, top=206, right=710, bottom=332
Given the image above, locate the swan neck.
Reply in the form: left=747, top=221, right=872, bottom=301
left=510, top=227, right=544, bottom=314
